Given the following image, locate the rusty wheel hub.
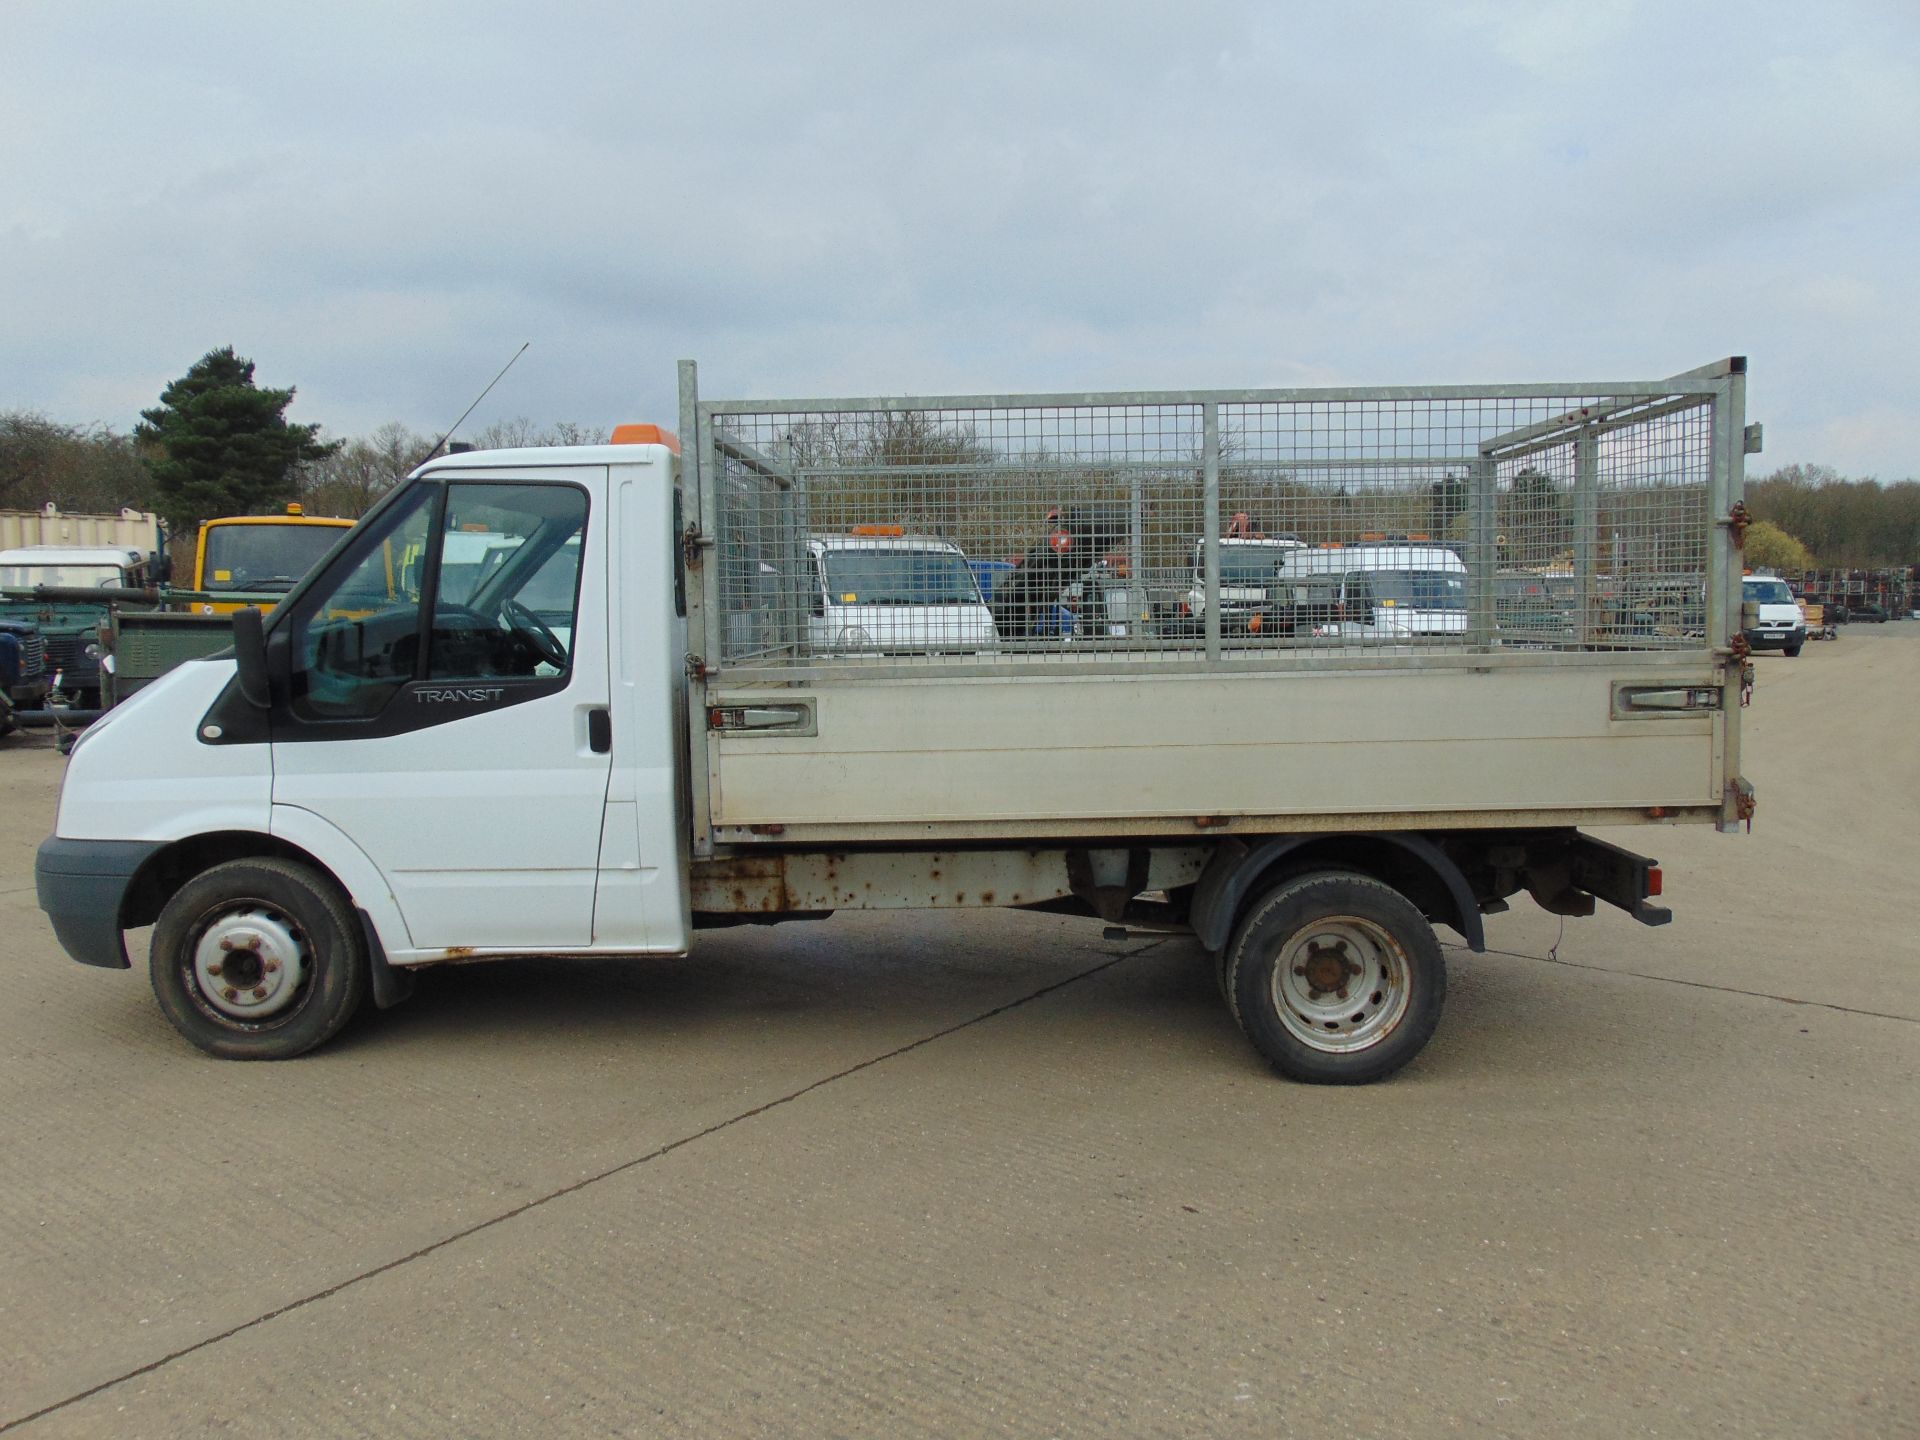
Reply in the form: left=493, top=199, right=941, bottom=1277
left=192, top=906, right=310, bottom=1021
left=1273, top=916, right=1414, bottom=1054
left=1297, top=938, right=1356, bottom=998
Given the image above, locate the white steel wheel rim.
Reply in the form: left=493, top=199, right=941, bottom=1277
left=1270, top=915, right=1413, bottom=1053
left=191, top=905, right=312, bottom=1021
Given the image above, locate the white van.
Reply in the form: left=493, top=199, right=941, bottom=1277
left=1740, top=575, right=1805, bottom=657
left=1279, top=543, right=1468, bottom=638
left=806, top=531, right=997, bottom=654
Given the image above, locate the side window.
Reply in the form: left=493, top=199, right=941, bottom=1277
left=427, top=483, right=587, bottom=681
left=291, top=484, right=435, bottom=721
left=1344, top=573, right=1376, bottom=612
left=288, top=481, right=588, bottom=722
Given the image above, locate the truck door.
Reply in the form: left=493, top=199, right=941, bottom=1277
left=270, top=473, right=611, bottom=950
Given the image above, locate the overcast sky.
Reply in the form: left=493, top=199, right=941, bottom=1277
left=5, top=1, right=1916, bottom=478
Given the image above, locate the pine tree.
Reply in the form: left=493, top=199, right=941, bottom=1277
left=136, top=347, right=338, bottom=531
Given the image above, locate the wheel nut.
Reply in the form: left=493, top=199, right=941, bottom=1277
left=1336, top=987, right=1350, bottom=1000
left=219, top=938, right=234, bottom=951
left=207, top=962, right=223, bottom=977
left=1293, top=966, right=1307, bottom=977
left=252, top=987, right=267, bottom=1000
left=222, top=987, right=238, bottom=1002
left=264, top=960, right=280, bottom=974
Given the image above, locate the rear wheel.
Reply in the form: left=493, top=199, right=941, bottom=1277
left=1225, top=870, right=1445, bottom=1084
left=150, top=858, right=368, bottom=1059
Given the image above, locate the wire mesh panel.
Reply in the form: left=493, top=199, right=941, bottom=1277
left=698, top=375, right=1725, bottom=674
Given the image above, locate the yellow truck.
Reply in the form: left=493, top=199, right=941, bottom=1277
left=191, top=505, right=354, bottom=614
left=81, top=507, right=356, bottom=708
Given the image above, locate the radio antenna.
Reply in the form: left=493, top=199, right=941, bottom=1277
left=427, top=341, right=531, bottom=457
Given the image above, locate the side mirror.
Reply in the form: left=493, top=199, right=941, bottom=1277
left=150, top=549, right=174, bottom=584
left=232, top=607, right=271, bottom=709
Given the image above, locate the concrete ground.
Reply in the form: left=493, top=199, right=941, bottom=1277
left=0, top=628, right=1914, bottom=1438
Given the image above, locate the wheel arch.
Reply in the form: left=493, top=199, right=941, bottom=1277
left=124, top=828, right=417, bottom=1013
left=1191, top=833, right=1484, bottom=955
left=122, top=831, right=323, bottom=930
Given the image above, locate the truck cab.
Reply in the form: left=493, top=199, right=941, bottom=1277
left=193, top=507, right=355, bottom=614
left=43, top=440, right=689, bottom=1003
left=805, top=529, right=997, bottom=654
left=1280, top=543, right=1468, bottom=639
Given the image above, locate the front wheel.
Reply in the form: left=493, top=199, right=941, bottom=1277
left=150, top=858, right=368, bottom=1059
left=1224, top=870, right=1446, bottom=1084
left=1784, top=643, right=1803, bottom=658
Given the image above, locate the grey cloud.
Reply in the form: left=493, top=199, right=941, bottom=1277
left=1, top=0, right=1915, bottom=476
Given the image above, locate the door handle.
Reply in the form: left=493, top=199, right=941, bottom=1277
left=587, top=707, right=612, bottom=753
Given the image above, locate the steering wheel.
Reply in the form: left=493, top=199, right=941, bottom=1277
left=502, top=598, right=568, bottom=670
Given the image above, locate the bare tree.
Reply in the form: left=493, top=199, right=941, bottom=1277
left=0, top=411, right=155, bottom=514
left=295, top=423, right=434, bottom=517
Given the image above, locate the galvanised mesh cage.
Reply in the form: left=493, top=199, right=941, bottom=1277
left=695, top=374, right=1725, bottom=673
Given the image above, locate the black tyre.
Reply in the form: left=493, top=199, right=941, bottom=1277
left=1784, top=643, right=1802, bottom=658
left=150, top=858, right=368, bottom=1060
left=1225, top=870, right=1445, bottom=1084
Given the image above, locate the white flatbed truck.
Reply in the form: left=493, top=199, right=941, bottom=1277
left=37, top=361, right=1758, bottom=1083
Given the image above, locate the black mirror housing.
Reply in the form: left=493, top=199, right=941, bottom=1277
left=232, top=607, right=271, bottom=709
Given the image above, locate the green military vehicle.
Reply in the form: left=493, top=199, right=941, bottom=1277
left=0, top=545, right=157, bottom=709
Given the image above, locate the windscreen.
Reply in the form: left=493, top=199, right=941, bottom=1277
left=1743, top=579, right=1793, bottom=604
left=0, top=564, right=123, bottom=588
left=203, top=524, right=346, bottom=592
left=1203, top=547, right=1290, bottom=585
left=1370, top=569, right=1467, bottom=610
left=821, top=549, right=983, bottom=605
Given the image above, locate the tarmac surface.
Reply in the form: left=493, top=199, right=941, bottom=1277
left=1, top=627, right=1915, bottom=1437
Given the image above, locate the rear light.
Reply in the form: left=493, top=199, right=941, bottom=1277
left=1646, top=867, right=1663, bottom=897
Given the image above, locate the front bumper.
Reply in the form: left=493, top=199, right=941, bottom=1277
left=1742, top=626, right=1805, bottom=650
left=36, top=837, right=164, bottom=968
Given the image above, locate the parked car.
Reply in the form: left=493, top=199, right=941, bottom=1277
left=0, top=545, right=152, bottom=708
